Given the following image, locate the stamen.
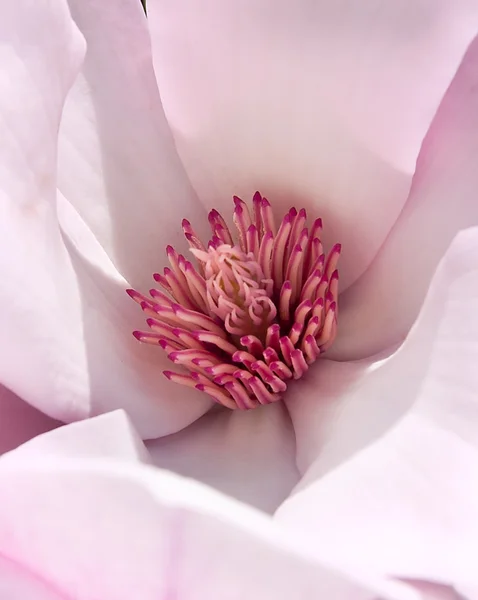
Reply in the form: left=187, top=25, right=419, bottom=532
left=129, top=195, right=341, bottom=409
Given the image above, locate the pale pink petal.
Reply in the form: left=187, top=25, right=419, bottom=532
left=0, top=386, right=59, bottom=456
left=0, top=446, right=422, bottom=599
left=399, top=581, right=464, bottom=600
left=278, top=227, right=478, bottom=590
left=0, top=1, right=90, bottom=416
left=147, top=403, right=299, bottom=513
left=0, top=556, right=64, bottom=600
left=59, top=0, right=209, bottom=291
left=147, top=0, right=478, bottom=290
left=2, top=410, right=150, bottom=465
left=56, top=196, right=212, bottom=436
left=330, top=34, right=478, bottom=360
left=0, top=0, right=211, bottom=437
left=287, top=226, right=478, bottom=477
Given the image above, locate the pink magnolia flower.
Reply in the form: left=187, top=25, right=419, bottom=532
left=1, top=0, right=478, bottom=597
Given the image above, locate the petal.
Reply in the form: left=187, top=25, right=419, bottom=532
left=2, top=410, right=150, bottom=465
left=278, top=227, right=478, bottom=589
left=0, top=386, right=59, bottom=456
left=0, top=0, right=211, bottom=437
left=147, top=0, right=478, bottom=289
left=0, top=421, right=425, bottom=600
left=147, top=403, right=299, bottom=513
left=57, top=197, right=213, bottom=436
left=0, top=1, right=90, bottom=415
left=287, top=226, right=478, bottom=477
left=331, top=34, right=478, bottom=360
left=59, top=0, right=209, bottom=291
left=0, top=556, right=64, bottom=600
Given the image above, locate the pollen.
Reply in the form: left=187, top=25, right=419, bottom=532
left=128, top=193, right=341, bottom=410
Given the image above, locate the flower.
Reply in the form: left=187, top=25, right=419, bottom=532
left=1, top=0, right=478, bottom=597
left=129, top=197, right=341, bottom=408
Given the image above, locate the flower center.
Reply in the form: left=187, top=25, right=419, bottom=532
left=128, top=193, right=341, bottom=410
left=191, top=244, right=276, bottom=340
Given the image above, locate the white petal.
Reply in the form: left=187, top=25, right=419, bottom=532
left=0, top=0, right=211, bottom=436
left=331, top=34, right=478, bottom=360
left=0, top=0, right=91, bottom=417
left=147, top=0, right=478, bottom=289
left=0, top=556, right=63, bottom=600
left=0, top=418, right=425, bottom=600
left=0, top=386, right=59, bottom=456
left=59, top=0, right=209, bottom=291
left=2, top=410, right=150, bottom=465
left=278, top=227, right=478, bottom=590
left=147, top=403, right=299, bottom=513
left=57, top=197, right=213, bottom=436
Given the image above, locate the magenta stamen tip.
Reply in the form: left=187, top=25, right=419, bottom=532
left=163, top=371, right=173, bottom=380
left=166, top=245, right=174, bottom=255
left=125, top=288, right=137, bottom=299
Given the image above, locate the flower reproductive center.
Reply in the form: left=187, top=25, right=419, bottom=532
left=128, top=193, right=341, bottom=410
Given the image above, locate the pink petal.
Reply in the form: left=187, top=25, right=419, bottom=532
left=0, top=1, right=89, bottom=417
left=59, top=0, right=208, bottom=292
left=147, top=402, right=299, bottom=513
left=331, top=34, right=478, bottom=360
left=279, top=227, right=478, bottom=590
left=0, top=417, right=424, bottom=600
left=0, top=555, right=64, bottom=600
left=2, top=410, right=150, bottom=464
left=57, top=197, right=213, bottom=436
left=147, top=0, right=478, bottom=290
left=0, top=386, right=59, bottom=456
left=0, top=0, right=211, bottom=437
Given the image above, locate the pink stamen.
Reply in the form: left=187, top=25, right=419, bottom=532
left=129, top=194, right=341, bottom=409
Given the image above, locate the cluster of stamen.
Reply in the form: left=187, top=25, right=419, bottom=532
left=128, top=193, right=341, bottom=410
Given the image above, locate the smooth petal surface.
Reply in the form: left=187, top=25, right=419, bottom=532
left=331, top=33, right=478, bottom=360
left=279, top=227, right=478, bottom=590
left=0, top=0, right=90, bottom=416
left=59, top=0, right=210, bottom=291
left=0, top=386, right=59, bottom=456
left=0, top=417, right=426, bottom=600
left=148, top=0, right=478, bottom=290
left=0, top=0, right=211, bottom=437
left=0, top=556, right=64, bottom=600
left=2, top=410, right=150, bottom=465
left=147, top=403, right=299, bottom=513
left=57, top=197, right=213, bottom=436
